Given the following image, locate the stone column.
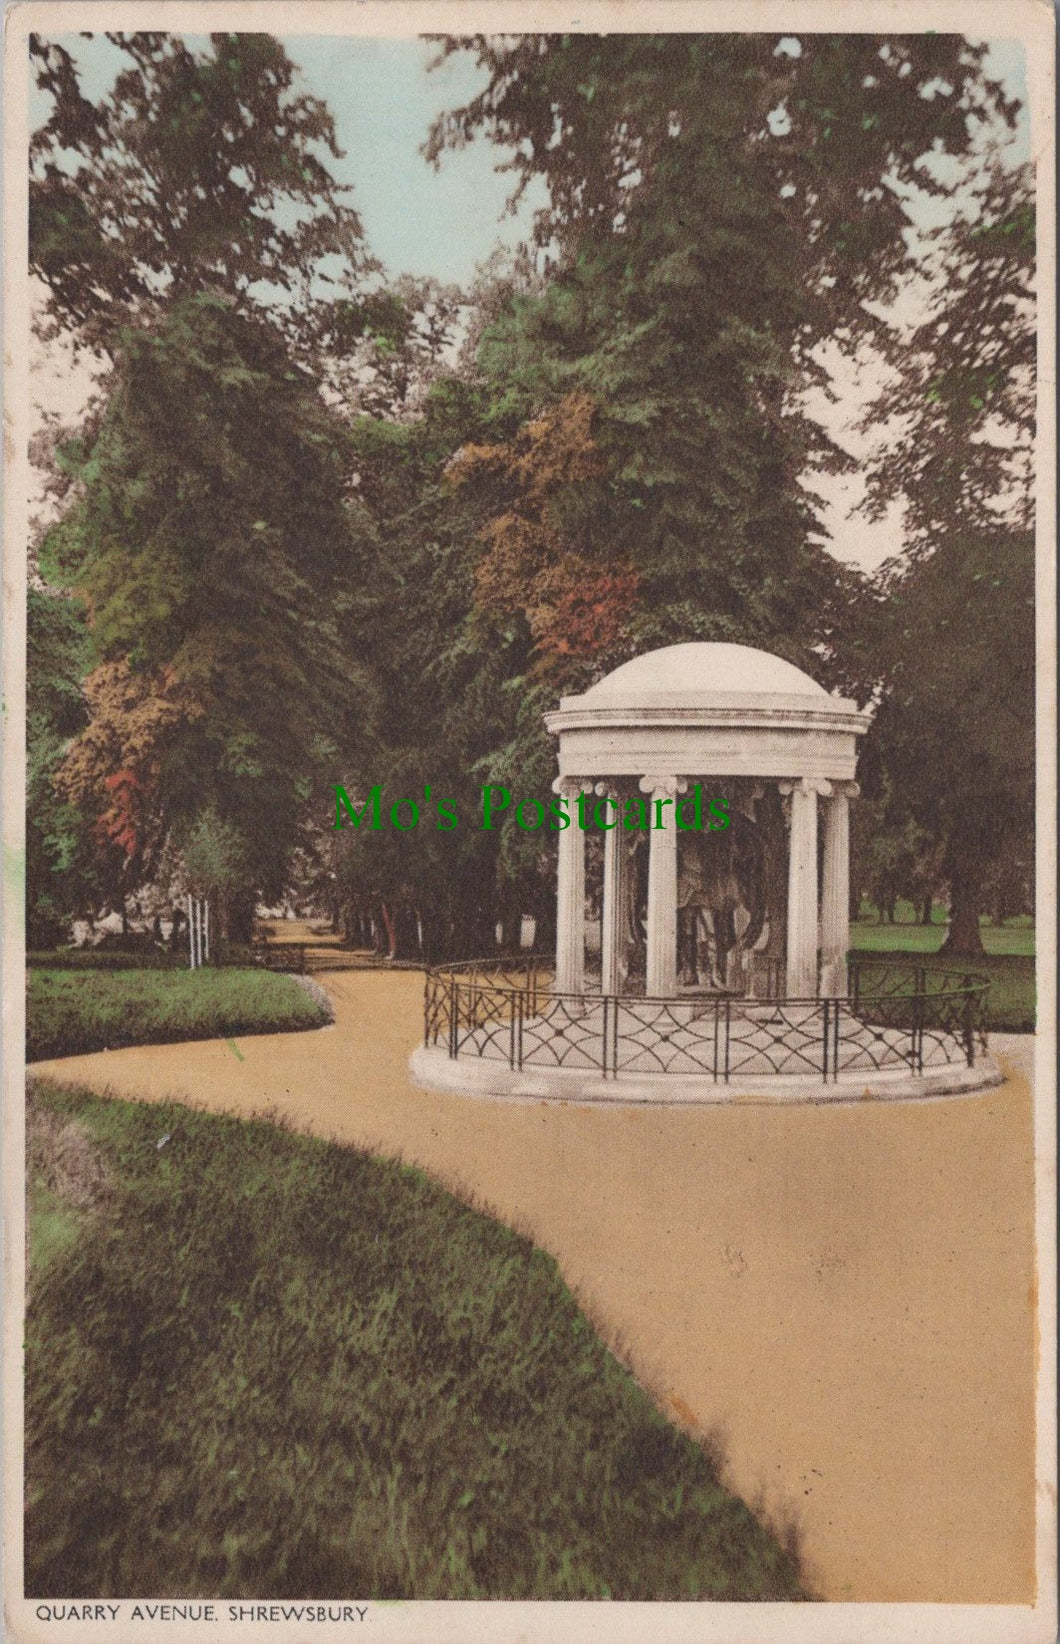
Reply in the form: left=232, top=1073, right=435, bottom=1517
left=780, top=778, right=826, bottom=997
left=820, top=781, right=858, bottom=995
left=640, top=776, right=684, bottom=998
left=597, top=784, right=629, bottom=996
left=553, top=777, right=586, bottom=995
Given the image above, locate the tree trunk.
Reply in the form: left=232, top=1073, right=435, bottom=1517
left=226, top=891, right=256, bottom=946
left=919, top=898, right=934, bottom=926
left=939, top=872, right=986, bottom=957
left=379, top=902, right=398, bottom=961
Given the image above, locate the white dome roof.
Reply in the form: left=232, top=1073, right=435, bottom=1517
left=585, top=642, right=830, bottom=702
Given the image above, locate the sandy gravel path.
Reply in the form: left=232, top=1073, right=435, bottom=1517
left=29, top=956, right=1037, bottom=1603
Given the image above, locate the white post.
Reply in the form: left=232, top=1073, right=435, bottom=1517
left=553, top=778, right=586, bottom=995
left=187, top=894, right=196, bottom=970
left=821, top=782, right=857, bottom=995
left=598, top=785, right=629, bottom=996
left=641, top=776, right=683, bottom=998
left=203, top=898, right=210, bottom=964
left=782, top=779, right=823, bottom=997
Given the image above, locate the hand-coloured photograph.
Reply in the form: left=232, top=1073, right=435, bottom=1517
left=3, top=4, right=1055, bottom=1642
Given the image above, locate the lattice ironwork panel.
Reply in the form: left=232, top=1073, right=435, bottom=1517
left=728, top=1004, right=827, bottom=1078
left=519, top=997, right=606, bottom=1070
left=454, top=988, right=520, bottom=1061
left=611, top=1001, right=720, bottom=1077
left=832, top=1010, right=916, bottom=1073
left=425, top=961, right=991, bottom=1081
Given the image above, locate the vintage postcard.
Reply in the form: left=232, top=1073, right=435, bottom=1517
left=3, top=3, right=1056, bottom=1641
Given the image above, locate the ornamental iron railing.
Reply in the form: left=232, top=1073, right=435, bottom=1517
left=422, top=959, right=990, bottom=1083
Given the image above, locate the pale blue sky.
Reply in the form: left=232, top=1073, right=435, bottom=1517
left=31, top=33, right=1028, bottom=290
left=283, top=36, right=548, bottom=284
left=29, top=32, right=1031, bottom=568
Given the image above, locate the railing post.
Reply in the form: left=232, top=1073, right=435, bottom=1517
left=509, top=989, right=517, bottom=1070
left=833, top=995, right=841, bottom=1080
left=518, top=988, right=526, bottom=1071
left=424, top=973, right=430, bottom=1049
left=822, top=998, right=831, bottom=1080
left=712, top=997, right=720, bottom=1082
left=723, top=998, right=731, bottom=1085
left=911, top=988, right=924, bottom=1073
left=448, top=976, right=458, bottom=1059
left=962, top=975, right=975, bottom=1067
left=601, top=994, right=610, bottom=1078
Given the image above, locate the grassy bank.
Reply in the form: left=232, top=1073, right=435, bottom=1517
left=25, top=1078, right=804, bottom=1602
left=27, top=969, right=329, bottom=1062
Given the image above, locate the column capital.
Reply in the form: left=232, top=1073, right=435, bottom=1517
left=638, top=774, right=688, bottom=799
left=552, top=775, right=586, bottom=799
left=830, top=780, right=860, bottom=800
left=778, top=777, right=832, bottom=798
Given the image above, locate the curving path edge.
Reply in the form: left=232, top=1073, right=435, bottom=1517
left=28, top=938, right=1037, bottom=1604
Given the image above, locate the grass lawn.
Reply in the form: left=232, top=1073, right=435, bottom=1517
left=851, top=916, right=1035, bottom=960
left=27, top=968, right=330, bottom=1062
left=24, top=1078, right=804, bottom=1602
left=850, top=912, right=1035, bottom=1032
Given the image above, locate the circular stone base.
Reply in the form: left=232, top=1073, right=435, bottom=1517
left=408, top=1045, right=1003, bottom=1106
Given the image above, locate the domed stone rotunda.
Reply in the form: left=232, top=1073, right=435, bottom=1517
left=545, top=641, right=866, bottom=1003
left=412, top=643, right=999, bottom=1104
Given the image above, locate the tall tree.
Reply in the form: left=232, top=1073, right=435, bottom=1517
left=30, top=31, right=372, bottom=356
left=26, top=588, right=98, bottom=946
left=424, top=35, right=1016, bottom=690
left=427, top=34, right=1017, bottom=351
left=46, top=293, right=379, bottom=937
left=861, top=530, right=1034, bottom=956
left=861, top=158, right=1035, bottom=549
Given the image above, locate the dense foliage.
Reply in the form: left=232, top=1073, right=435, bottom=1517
left=30, top=31, right=370, bottom=355
left=27, top=588, right=96, bottom=946
left=42, top=294, right=378, bottom=939
left=27, top=30, right=1037, bottom=956
left=859, top=531, right=1035, bottom=955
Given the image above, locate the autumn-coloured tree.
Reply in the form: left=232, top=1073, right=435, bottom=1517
left=428, top=33, right=1021, bottom=685
left=447, top=392, right=639, bottom=670
left=26, top=588, right=97, bottom=946
left=44, top=293, right=378, bottom=936
left=55, top=658, right=205, bottom=911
